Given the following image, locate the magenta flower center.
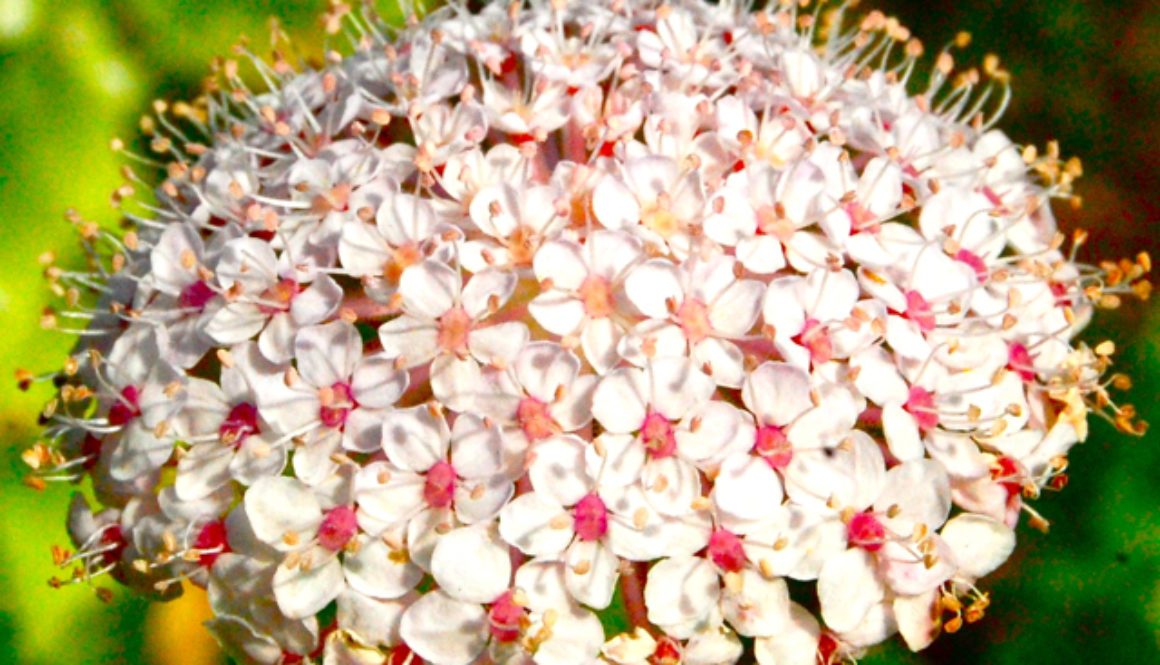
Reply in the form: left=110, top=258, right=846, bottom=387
left=423, top=461, right=456, bottom=509
left=317, top=505, right=359, bottom=551
left=219, top=401, right=260, bottom=445
left=796, top=318, right=833, bottom=365
left=517, top=397, right=558, bottom=441
left=847, top=512, right=886, bottom=551
left=639, top=411, right=677, bottom=459
left=708, top=528, right=746, bottom=572
left=904, top=385, right=939, bottom=431
left=954, top=248, right=989, bottom=281
left=487, top=591, right=525, bottom=643
left=178, top=280, right=216, bottom=310
left=194, top=520, right=230, bottom=567
left=1007, top=342, right=1036, bottom=382
left=573, top=493, right=609, bottom=541
left=904, top=290, right=936, bottom=333
left=319, top=382, right=356, bottom=428
left=753, top=425, right=793, bottom=470
left=107, top=386, right=141, bottom=427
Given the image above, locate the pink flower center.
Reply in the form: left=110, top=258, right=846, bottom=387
left=108, top=386, right=141, bottom=427
left=676, top=298, right=713, bottom=344
left=319, top=382, right=357, bottom=428
left=436, top=306, right=473, bottom=355
left=577, top=275, right=614, bottom=319
left=708, top=528, right=746, bottom=572
left=753, top=425, right=792, bottom=470
left=904, top=385, right=939, bottom=431
left=573, top=493, right=609, bottom=541
left=384, top=243, right=422, bottom=284
left=517, top=397, right=559, bottom=441
left=904, top=290, right=936, bottom=333
left=318, top=505, right=359, bottom=551
left=1007, top=342, right=1036, bottom=382
left=847, top=512, right=886, bottom=551
left=193, top=521, right=230, bottom=567
left=219, top=402, right=259, bottom=445
left=487, top=591, right=525, bottom=643
left=639, top=411, right=677, bottom=459
left=258, top=278, right=300, bottom=315
left=795, top=318, right=833, bottom=365
left=423, top=461, right=456, bottom=508
left=178, top=280, right=216, bottom=310
left=954, top=248, right=989, bottom=281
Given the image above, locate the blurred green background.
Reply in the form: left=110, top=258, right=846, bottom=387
left=0, top=1, right=1155, bottom=663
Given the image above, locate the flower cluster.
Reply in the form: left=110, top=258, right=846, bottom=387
left=21, top=0, right=1151, bottom=664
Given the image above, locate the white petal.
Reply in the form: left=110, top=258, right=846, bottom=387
left=399, top=591, right=488, bottom=665
left=273, top=550, right=344, bottom=619
left=721, top=569, right=790, bottom=637
left=245, top=476, right=323, bottom=548
left=351, top=354, right=408, bottom=408
left=641, top=457, right=701, bottom=516
left=468, top=322, right=529, bottom=365
left=430, top=524, right=511, bottom=603
left=648, top=357, right=715, bottom=420
left=591, top=368, right=648, bottom=434
left=382, top=406, right=449, bottom=472
left=564, top=539, right=619, bottom=609
left=399, top=260, right=458, bottom=319
left=529, top=291, right=586, bottom=336
left=291, top=274, right=342, bottom=325
left=377, top=316, right=439, bottom=367
left=529, top=434, right=592, bottom=506
left=624, top=259, right=684, bottom=319
left=336, top=588, right=414, bottom=648
left=940, top=513, right=1016, bottom=579
left=753, top=602, right=820, bottom=665
left=580, top=316, right=623, bottom=375
left=592, top=175, right=640, bottom=230
left=817, top=548, right=884, bottom=634
left=742, top=362, right=813, bottom=426
left=873, top=460, right=952, bottom=534
left=498, top=493, right=573, bottom=556
left=461, top=269, right=517, bottom=319
left=713, top=454, right=784, bottom=526
left=645, top=556, right=719, bottom=627
left=894, top=590, right=940, bottom=652
left=708, top=279, right=764, bottom=338
left=534, top=239, right=589, bottom=290
left=882, top=404, right=925, bottom=463
left=295, top=321, right=361, bottom=388
left=344, top=535, right=424, bottom=599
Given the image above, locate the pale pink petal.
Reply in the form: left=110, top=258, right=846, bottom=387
left=721, top=569, right=790, bottom=637
left=592, top=175, right=641, bottom=230
left=581, top=317, right=623, bottom=375
left=461, top=269, right=517, bottom=319
left=291, top=274, right=342, bottom=324
left=529, top=291, right=586, bottom=336
left=881, top=404, right=925, bottom=462
left=708, top=279, right=764, bottom=338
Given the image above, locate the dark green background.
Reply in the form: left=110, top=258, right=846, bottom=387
left=0, top=1, right=1154, bottom=663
